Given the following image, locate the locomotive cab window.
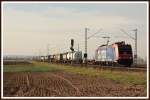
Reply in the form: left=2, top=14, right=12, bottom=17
left=118, top=46, right=132, bottom=54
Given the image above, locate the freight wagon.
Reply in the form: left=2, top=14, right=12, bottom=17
left=48, top=51, right=82, bottom=64
left=40, top=56, right=48, bottom=62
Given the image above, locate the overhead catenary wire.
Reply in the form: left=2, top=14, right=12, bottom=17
left=120, top=29, right=135, bottom=40
left=87, top=29, right=102, bottom=39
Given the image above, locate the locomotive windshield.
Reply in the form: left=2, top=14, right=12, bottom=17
left=118, top=45, right=132, bottom=54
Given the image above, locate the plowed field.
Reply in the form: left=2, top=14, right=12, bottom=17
left=3, top=72, right=146, bottom=97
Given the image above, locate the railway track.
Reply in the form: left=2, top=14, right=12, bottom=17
left=53, top=63, right=147, bottom=72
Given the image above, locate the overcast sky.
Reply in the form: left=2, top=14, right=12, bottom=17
left=3, top=2, right=148, bottom=59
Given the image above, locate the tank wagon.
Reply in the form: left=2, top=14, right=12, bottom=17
left=95, top=41, right=133, bottom=66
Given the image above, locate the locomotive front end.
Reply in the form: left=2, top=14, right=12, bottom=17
left=117, top=44, right=133, bottom=66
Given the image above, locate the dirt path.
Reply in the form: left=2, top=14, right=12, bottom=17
left=3, top=72, right=146, bottom=97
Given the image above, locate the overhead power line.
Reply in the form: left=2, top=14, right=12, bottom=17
left=87, top=29, right=102, bottom=39
left=120, top=29, right=135, bottom=40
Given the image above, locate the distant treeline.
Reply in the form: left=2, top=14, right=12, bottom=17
left=3, top=55, right=40, bottom=61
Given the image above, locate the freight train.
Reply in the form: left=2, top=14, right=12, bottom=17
left=39, top=41, right=133, bottom=67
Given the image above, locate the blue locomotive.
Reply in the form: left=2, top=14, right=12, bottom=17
left=95, top=41, right=133, bottom=66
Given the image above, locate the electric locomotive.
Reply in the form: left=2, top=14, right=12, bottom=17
left=95, top=41, right=133, bottom=66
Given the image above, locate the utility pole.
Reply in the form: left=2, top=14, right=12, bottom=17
left=84, top=28, right=88, bottom=65
left=85, top=28, right=88, bottom=55
left=133, top=29, right=138, bottom=65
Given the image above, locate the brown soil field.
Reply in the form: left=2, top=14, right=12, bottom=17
left=3, top=72, right=146, bottom=97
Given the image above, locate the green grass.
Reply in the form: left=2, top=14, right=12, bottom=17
left=3, top=62, right=63, bottom=72
left=48, top=63, right=147, bottom=86
left=3, top=61, right=147, bottom=86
